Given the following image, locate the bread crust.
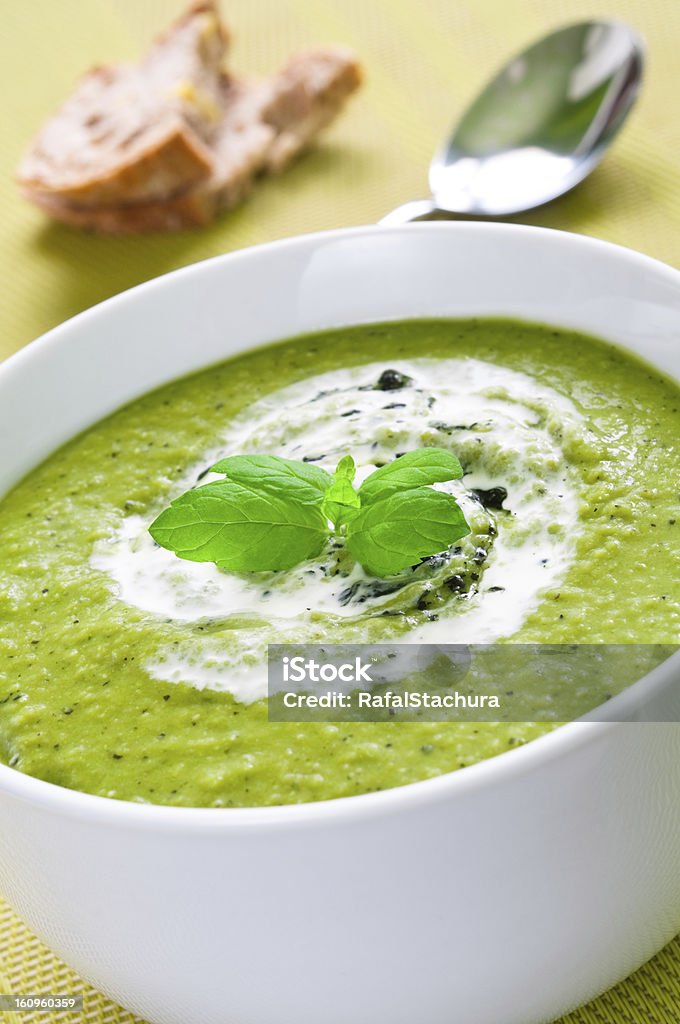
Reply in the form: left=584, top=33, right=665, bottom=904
left=19, top=116, right=214, bottom=208
left=22, top=185, right=218, bottom=234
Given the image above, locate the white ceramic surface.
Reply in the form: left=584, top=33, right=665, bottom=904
left=0, top=224, right=679, bottom=1024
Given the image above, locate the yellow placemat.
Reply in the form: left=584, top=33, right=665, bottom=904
left=0, top=1, right=679, bottom=1021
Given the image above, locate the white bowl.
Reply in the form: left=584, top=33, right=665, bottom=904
left=0, top=224, right=679, bottom=1024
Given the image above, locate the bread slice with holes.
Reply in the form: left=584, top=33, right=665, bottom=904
left=21, top=47, right=363, bottom=233
left=17, top=1, right=228, bottom=208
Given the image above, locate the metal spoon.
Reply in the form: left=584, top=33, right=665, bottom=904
left=381, top=20, right=644, bottom=225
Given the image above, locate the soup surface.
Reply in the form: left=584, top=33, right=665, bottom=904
left=0, top=319, right=678, bottom=806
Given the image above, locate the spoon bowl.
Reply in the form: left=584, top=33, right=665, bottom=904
left=382, top=20, right=644, bottom=224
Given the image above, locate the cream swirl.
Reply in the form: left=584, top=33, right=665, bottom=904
left=92, top=358, right=588, bottom=699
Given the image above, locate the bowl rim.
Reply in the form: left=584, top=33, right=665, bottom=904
left=1, top=220, right=679, bottom=831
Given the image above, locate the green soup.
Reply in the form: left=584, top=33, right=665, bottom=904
left=0, top=319, right=678, bottom=806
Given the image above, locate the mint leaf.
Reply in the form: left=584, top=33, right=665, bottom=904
left=346, top=487, right=470, bottom=576
left=149, top=479, right=329, bottom=572
left=211, top=454, right=332, bottom=505
left=359, top=448, right=463, bottom=504
left=322, top=455, right=360, bottom=527
left=334, top=455, right=356, bottom=482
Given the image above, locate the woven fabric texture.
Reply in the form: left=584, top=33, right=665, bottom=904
left=0, top=1, right=679, bottom=1021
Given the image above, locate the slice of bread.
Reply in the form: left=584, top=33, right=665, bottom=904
left=261, top=48, right=364, bottom=172
left=17, top=2, right=227, bottom=207
left=21, top=48, right=363, bottom=233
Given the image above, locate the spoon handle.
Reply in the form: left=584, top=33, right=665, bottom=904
left=379, top=198, right=453, bottom=225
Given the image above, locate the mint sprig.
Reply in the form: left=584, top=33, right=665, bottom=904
left=149, top=448, right=470, bottom=578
